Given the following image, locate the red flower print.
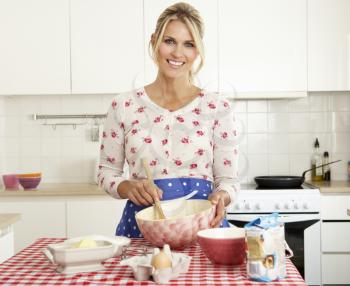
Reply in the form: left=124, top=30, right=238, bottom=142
left=102, top=131, right=107, bottom=138
left=162, top=169, right=168, bottom=175
left=223, top=159, right=232, bottom=166
left=131, top=129, right=138, bottom=135
left=100, top=144, right=104, bottom=150
left=154, top=115, right=163, bottom=123
left=130, top=147, right=136, bottom=154
left=144, top=137, right=152, bottom=143
left=98, top=165, right=102, bottom=170
left=221, top=132, right=228, bottom=139
left=192, top=108, right=201, bottom=115
left=111, top=100, right=117, bottom=109
left=132, top=173, right=138, bottom=178
left=190, top=163, right=197, bottom=169
left=162, top=139, right=168, bottom=145
left=119, top=122, right=124, bottom=130
left=205, top=163, right=209, bottom=168
left=196, top=148, right=204, bottom=156
left=192, top=120, right=200, bottom=126
left=150, top=160, right=157, bottom=166
left=125, top=99, right=132, bottom=107
left=174, top=159, right=182, bottom=166
left=165, top=150, right=169, bottom=158
left=176, top=116, right=184, bottom=123
left=110, top=181, right=115, bottom=189
left=132, top=120, right=139, bottom=125
left=165, top=125, right=170, bottom=131
left=107, top=156, right=115, bottom=163
left=111, top=130, right=118, bottom=138
left=131, top=161, right=135, bottom=167
left=223, top=101, right=229, bottom=108
left=196, top=130, right=204, bottom=136
left=208, top=102, right=216, bottom=109
left=181, top=136, right=190, bottom=144
left=214, top=119, right=219, bottom=126
left=199, top=92, right=204, bottom=97
left=137, top=106, right=145, bottom=113
left=136, top=91, right=144, bottom=97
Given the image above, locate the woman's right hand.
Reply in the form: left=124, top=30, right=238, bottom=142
left=117, top=180, right=163, bottom=206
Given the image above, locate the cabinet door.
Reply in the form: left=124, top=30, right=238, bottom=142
left=0, top=0, right=70, bottom=95
left=0, top=202, right=66, bottom=253
left=143, top=0, right=219, bottom=92
left=219, top=0, right=307, bottom=96
left=308, top=0, right=350, bottom=91
left=66, top=198, right=126, bottom=238
left=70, top=0, right=144, bottom=94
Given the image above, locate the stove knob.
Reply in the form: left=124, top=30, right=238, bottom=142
left=294, top=202, right=299, bottom=209
left=285, top=202, right=293, bottom=210
left=236, top=202, right=244, bottom=210
left=275, top=203, right=281, bottom=210
left=303, top=202, right=310, bottom=209
left=255, top=203, right=261, bottom=210
left=245, top=202, right=251, bottom=210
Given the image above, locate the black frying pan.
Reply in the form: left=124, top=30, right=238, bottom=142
left=254, top=160, right=341, bottom=188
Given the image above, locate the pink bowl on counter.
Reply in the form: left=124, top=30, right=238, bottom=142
left=2, top=174, right=20, bottom=190
left=197, top=227, right=246, bottom=265
left=136, top=199, right=215, bottom=249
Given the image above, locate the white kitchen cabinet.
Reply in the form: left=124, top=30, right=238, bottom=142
left=321, top=194, right=350, bottom=285
left=0, top=0, right=70, bottom=95
left=218, top=0, right=307, bottom=97
left=70, top=0, right=144, bottom=94
left=0, top=201, right=66, bottom=253
left=66, top=197, right=126, bottom=238
left=308, top=0, right=350, bottom=91
left=143, top=0, right=219, bottom=92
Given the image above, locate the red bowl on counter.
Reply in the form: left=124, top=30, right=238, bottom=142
left=197, top=227, right=246, bottom=265
left=18, top=177, right=41, bottom=190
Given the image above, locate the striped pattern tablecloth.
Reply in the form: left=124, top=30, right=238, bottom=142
left=0, top=238, right=306, bottom=285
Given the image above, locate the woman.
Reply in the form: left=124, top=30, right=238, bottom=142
left=98, top=2, right=239, bottom=238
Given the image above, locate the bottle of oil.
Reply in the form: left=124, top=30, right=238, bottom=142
left=323, top=151, right=331, bottom=181
left=311, top=138, right=323, bottom=181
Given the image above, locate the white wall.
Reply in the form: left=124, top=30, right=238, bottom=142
left=0, top=92, right=349, bottom=185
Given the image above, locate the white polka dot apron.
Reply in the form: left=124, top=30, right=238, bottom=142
left=116, top=178, right=230, bottom=238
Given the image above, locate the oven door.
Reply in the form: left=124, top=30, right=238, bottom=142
left=227, top=213, right=321, bottom=286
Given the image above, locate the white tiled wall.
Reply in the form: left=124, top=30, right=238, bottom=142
left=0, top=92, right=349, bottom=185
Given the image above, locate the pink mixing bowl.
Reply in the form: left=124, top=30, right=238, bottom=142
left=197, top=227, right=246, bottom=265
left=136, top=200, right=215, bottom=249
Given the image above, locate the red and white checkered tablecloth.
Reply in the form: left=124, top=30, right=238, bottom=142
left=0, top=238, right=307, bottom=286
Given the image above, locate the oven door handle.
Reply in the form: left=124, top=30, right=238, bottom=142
left=227, top=214, right=320, bottom=223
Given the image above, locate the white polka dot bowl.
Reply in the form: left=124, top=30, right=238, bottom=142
left=135, top=200, right=215, bottom=249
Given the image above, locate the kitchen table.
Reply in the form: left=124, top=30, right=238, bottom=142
left=0, top=238, right=306, bottom=285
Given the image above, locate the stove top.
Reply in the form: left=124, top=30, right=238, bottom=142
left=228, top=182, right=320, bottom=214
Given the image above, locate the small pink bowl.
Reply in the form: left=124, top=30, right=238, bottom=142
left=18, top=177, right=41, bottom=190
left=2, top=174, right=20, bottom=190
left=197, top=227, right=246, bottom=265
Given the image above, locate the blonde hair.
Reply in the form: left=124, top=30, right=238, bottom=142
left=149, top=2, right=205, bottom=82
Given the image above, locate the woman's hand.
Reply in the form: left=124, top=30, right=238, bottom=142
left=117, top=180, right=163, bottom=206
left=208, top=190, right=231, bottom=228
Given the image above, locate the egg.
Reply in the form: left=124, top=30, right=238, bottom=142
left=151, top=250, right=172, bottom=269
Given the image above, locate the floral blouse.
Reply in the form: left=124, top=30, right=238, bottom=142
left=98, top=87, right=240, bottom=204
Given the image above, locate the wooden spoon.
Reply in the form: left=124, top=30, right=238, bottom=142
left=141, top=158, right=166, bottom=219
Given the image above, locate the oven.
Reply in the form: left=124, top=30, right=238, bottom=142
left=226, top=183, right=321, bottom=286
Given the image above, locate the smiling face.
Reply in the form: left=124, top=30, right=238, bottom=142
left=155, top=20, right=199, bottom=81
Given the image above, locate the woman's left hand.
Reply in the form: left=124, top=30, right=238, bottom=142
left=208, top=190, right=231, bottom=228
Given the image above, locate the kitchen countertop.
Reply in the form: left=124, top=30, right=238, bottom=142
left=307, top=180, right=350, bottom=194
left=0, top=183, right=106, bottom=197
left=0, top=214, right=21, bottom=230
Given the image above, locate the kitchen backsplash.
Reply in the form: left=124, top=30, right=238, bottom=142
left=0, top=92, right=349, bottom=185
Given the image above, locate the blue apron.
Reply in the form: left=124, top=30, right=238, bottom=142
left=116, top=178, right=230, bottom=238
